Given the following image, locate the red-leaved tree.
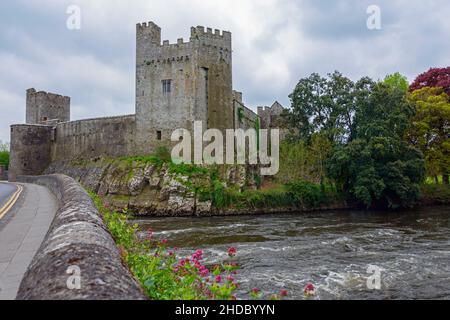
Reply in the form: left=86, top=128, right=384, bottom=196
left=410, top=67, right=450, bottom=96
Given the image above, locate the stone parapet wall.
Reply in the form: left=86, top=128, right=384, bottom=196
left=16, top=174, right=146, bottom=300
left=52, top=115, right=137, bottom=162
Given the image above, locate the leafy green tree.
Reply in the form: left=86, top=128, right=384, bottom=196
left=384, top=72, right=409, bottom=92
left=0, top=140, right=10, bottom=170
left=327, top=83, right=425, bottom=208
left=286, top=72, right=425, bottom=208
left=407, top=87, right=450, bottom=184
left=286, top=71, right=374, bottom=144
left=276, top=134, right=332, bottom=185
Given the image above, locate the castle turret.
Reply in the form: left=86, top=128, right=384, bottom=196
left=135, top=22, right=234, bottom=155
left=136, top=22, right=161, bottom=66
left=26, top=88, right=70, bottom=125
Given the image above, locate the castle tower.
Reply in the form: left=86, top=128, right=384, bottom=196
left=135, top=22, right=234, bottom=154
left=26, top=88, right=70, bottom=125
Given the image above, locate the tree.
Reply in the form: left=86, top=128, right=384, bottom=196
left=410, top=67, right=450, bottom=96
left=384, top=72, right=409, bottom=92
left=327, top=83, right=425, bottom=209
left=276, top=134, right=332, bottom=185
left=410, top=67, right=450, bottom=184
left=407, top=87, right=450, bottom=184
left=0, top=140, right=10, bottom=170
left=286, top=71, right=374, bottom=144
left=286, top=72, right=425, bottom=208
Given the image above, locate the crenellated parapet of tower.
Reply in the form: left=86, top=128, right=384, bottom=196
left=136, top=22, right=232, bottom=67
left=135, top=21, right=235, bottom=152
left=26, top=88, right=71, bottom=125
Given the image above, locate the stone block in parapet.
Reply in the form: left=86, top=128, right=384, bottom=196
left=189, top=25, right=232, bottom=49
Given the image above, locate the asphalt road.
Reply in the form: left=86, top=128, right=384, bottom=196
left=0, top=183, right=57, bottom=299
left=0, top=183, right=17, bottom=211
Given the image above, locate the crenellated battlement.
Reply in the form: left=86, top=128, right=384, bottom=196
left=137, top=22, right=231, bottom=60
left=27, top=88, right=70, bottom=102
left=190, top=26, right=231, bottom=40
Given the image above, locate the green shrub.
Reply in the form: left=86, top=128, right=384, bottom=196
left=420, top=184, right=450, bottom=204
left=0, top=140, right=9, bottom=169
left=89, top=191, right=241, bottom=300
left=0, top=151, right=9, bottom=169
left=286, top=181, right=325, bottom=207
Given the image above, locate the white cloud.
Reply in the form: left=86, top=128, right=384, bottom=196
left=0, top=89, right=24, bottom=144
left=1, top=0, right=450, bottom=142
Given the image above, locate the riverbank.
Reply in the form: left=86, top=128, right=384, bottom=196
left=44, top=153, right=349, bottom=216
left=419, top=183, right=450, bottom=206
left=45, top=154, right=449, bottom=216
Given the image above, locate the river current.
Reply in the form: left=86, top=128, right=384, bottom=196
left=135, top=205, right=450, bottom=300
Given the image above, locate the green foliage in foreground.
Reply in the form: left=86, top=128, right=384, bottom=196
left=90, top=191, right=240, bottom=300
left=90, top=191, right=288, bottom=300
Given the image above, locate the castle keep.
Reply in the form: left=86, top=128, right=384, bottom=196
left=9, top=22, right=284, bottom=181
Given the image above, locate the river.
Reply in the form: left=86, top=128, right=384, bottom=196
left=135, top=205, right=450, bottom=300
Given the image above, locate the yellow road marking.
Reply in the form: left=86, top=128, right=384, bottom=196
left=0, top=184, right=23, bottom=220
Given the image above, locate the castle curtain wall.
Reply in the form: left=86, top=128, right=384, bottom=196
left=51, top=115, right=137, bottom=162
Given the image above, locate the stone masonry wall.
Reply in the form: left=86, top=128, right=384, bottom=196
left=9, top=124, right=54, bottom=181
left=51, top=115, right=137, bottom=162
left=0, top=165, right=7, bottom=180
left=16, top=174, right=146, bottom=300
left=135, top=23, right=234, bottom=155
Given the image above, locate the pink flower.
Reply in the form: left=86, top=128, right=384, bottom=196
left=215, top=276, right=222, bottom=283
left=304, top=283, right=316, bottom=297
left=227, top=247, right=237, bottom=257
left=280, top=290, right=288, bottom=297
left=179, top=258, right=190, bottom=267
left=250, top=287, right=262, bottom=298
left=227, top=275, right=235, bottom=282
left=192, top=250, right=203, bottom=261
left=199, top=266, right=209, bottom=277
left=161, top=239, right=168, bottom=245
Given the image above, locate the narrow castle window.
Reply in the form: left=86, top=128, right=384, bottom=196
left=162, top=80, right=172, bottom=94
left=157, top=131, right=162, bottom=140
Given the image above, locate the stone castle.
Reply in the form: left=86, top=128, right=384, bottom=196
left=9, top=22, right=284, bottom=181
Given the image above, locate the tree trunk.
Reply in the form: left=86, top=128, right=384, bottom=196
left=443, top=174, right=449, bottom=185
left=434, top=176, right=439, bottom=184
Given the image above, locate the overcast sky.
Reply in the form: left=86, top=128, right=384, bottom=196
left=1, top=0, right=449, bottom=143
